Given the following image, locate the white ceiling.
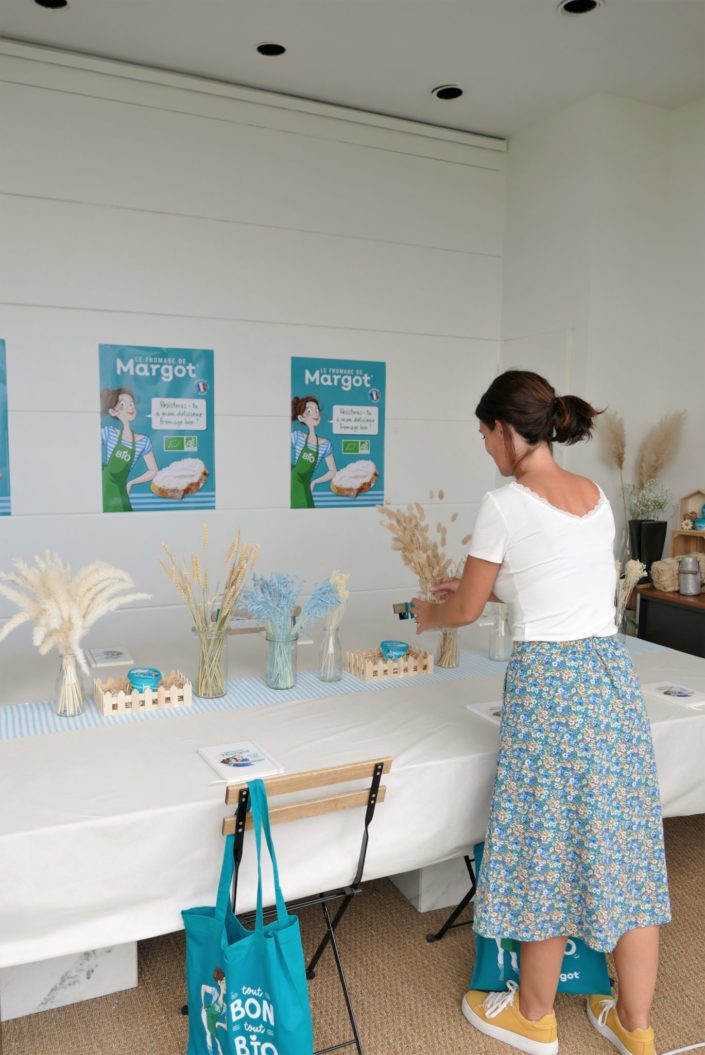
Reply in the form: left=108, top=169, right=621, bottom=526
left=1, top=0, right=704, bottom=138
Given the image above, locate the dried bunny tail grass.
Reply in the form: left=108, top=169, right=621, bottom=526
left=598, top=410, right=626, bottom=471
left=635, top=411, right=686, bottom=491
left=450, top=512, right=458, bottom=523
left=438, top=489, right=445, bottom=501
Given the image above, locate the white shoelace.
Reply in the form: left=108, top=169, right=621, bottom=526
left=595, top=997, right=618, bottom=1026
left=482, top=980, right=519, bottom=1019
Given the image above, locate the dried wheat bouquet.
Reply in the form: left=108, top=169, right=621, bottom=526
left=160, top=527, right=259, bottom=634
left=379, top=490, right=471, bottom=595
left=0, top=551, right=150, bottom=671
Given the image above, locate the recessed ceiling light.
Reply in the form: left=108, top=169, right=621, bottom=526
left=33, top=0, right=69, bottom=7
left=256, top=43, right=287, bottom=57
left=431, top=85, right=464, bottom=101
left=558, top=0, right=603, bottom=14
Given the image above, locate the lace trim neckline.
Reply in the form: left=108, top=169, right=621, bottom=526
left=510, top=480, right=605, bottom=521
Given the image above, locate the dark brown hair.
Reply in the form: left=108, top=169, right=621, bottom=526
left=100, top=387, right=135, bottom=416
left=213, top=967, right=225, bottom=982
left=475, top=370, right=600, bottom=454
left=291, top=395, right=320, bottom=422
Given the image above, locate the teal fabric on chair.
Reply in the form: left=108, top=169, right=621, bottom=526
left=182, top=834, right=237, bottom=1055
left=470, top=841, right=612, bottom=996
left=220, top=779, right=314, bottom=1055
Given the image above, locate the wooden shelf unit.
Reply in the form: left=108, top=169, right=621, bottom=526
left=671, top=531, right=705, bottom=558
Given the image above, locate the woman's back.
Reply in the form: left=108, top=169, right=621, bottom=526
left=470, top=474, right=617, bottom=642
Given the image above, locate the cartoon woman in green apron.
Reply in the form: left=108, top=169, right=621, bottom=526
left=100, top=388, right=158, bottom=513
left=291, top=395, right=337, bottom=509
left=201, top=968, right=227, bottom=1055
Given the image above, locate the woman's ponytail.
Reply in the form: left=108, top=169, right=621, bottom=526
left=551, top=395, right=600, bottom=446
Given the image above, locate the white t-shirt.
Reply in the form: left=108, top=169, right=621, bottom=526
left=469, top=481, right=617, bottom=642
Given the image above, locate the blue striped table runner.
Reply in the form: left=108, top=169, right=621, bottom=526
left=0, top=636, right=663, bottom=741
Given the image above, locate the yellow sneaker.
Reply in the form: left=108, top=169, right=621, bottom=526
left=587, top=994, right=656, bottom=1055
left=462, top=980, right=559, bottom=1055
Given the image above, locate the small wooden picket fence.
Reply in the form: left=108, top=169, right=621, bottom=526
left=94, top=670, right=193, bottom=715
left=345, top=647, right=434, bottom=682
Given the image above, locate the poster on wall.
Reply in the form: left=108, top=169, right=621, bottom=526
left=99, top=344, right=215, bottom=513
left=290, top=357, right=385, bottom=509
left=0, top=340, right=10, bottom=517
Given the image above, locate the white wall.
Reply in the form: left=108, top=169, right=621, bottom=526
left=0, top=42, right=505, bottom=663
left=502, top=92, right=705, bottom=553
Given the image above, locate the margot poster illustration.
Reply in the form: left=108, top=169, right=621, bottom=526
left=99, top=345, right=215, bottom=513
left=290, top=357, right=385, bottom=509
left=0, top=341, right=10, bottom=517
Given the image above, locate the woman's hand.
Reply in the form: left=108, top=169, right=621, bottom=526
left=428, top=577, right=460, bottom=602
left=410, top=597, right=439, bottom=634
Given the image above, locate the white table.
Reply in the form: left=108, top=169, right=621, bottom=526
left=1, top=631, right=704, bottom=1016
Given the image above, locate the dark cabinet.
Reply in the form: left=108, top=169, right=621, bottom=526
left=637, top=587, right=705, bottom=659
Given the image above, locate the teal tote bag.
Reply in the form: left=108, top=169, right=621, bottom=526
left=182, top=833, right=237, bottom=1055
left=220, top=780, right=314, bottom=1055
left=470, top=841, right=612, bottom=996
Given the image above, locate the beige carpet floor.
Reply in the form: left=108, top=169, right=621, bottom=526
left=3, top=815, right=704, bottom=1055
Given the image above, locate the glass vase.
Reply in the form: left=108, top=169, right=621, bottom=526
left=55, top=653, right=85, bottom=717
left=489, top=605, right=513, bottom=662
left=266, top=632, right=298, bottom=690
left=436, top=627, right=459, bottom=669
left=319, top=627, right=343, bottom=682
left=195, top=625, right=229, bottom=698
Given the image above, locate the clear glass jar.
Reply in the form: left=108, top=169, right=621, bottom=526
left=319, top=627, right=343, bottom=682
left=55, top=653, right=85, bottom=717
left=195, top=625, right=229, bottom=698
left=489, top=605, right=513, bottom=662
left=266, top=632, right=298, bottom=690
left=436, top=627, right=459, bottom=669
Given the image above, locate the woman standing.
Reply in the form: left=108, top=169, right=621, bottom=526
left=290, top=396, right=337, bottom=509
left=412, top=371, right=670, bottom=1055
left=100, top=387, right=158, bottom=513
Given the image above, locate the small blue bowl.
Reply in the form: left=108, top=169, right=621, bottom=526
left=380, top=640, right=410, bottom=661
left=694, top=518, right=705, bottom=531
left=127, top=666, right=162, bottom=692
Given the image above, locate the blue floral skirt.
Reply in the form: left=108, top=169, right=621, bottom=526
left=472, top=636, right=671, bottom=952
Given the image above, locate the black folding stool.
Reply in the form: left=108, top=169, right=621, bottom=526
left=425, top=854, right=477, bottom=944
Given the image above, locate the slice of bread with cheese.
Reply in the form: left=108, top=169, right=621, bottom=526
left=151, top=458, right=208, bottom=500
left=330, top=460, right=378, bottom=497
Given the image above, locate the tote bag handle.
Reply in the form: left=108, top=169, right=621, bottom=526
left=214, top=833, right=236, bottom=925
left=250, top=779, right=288, bottom=931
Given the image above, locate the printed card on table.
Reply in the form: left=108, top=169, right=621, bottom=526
left=198, top=740, right=284, bottom=782
left=466, top=701, right=503, bottom=725
left=641, top=682, right=705, bottom=710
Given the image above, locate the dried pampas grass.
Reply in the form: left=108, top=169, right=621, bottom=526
left=0, top=551, right=150, bottom=671
left=598, top=411, right=626, bottom=471
left=635, top=412, right=686, bottom=491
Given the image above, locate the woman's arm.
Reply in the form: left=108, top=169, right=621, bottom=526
left=126, top=449, right=158, bottom=491
left=412, top=557, right=501, bottom=632
left=312, top=452, right=337, bottom=487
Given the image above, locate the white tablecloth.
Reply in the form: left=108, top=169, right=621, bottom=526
left=1, top=645, right=704, bottom=969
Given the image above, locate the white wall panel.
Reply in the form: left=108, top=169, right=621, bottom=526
left=0, top=49, right=503, bottom=650
left=0, top=197, right=501, bottom=339
left=0, top=82, right=504, bottom=257
left=0, top=502, right=480, bottom=618
left=3, top=306, right=499, bottom=421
